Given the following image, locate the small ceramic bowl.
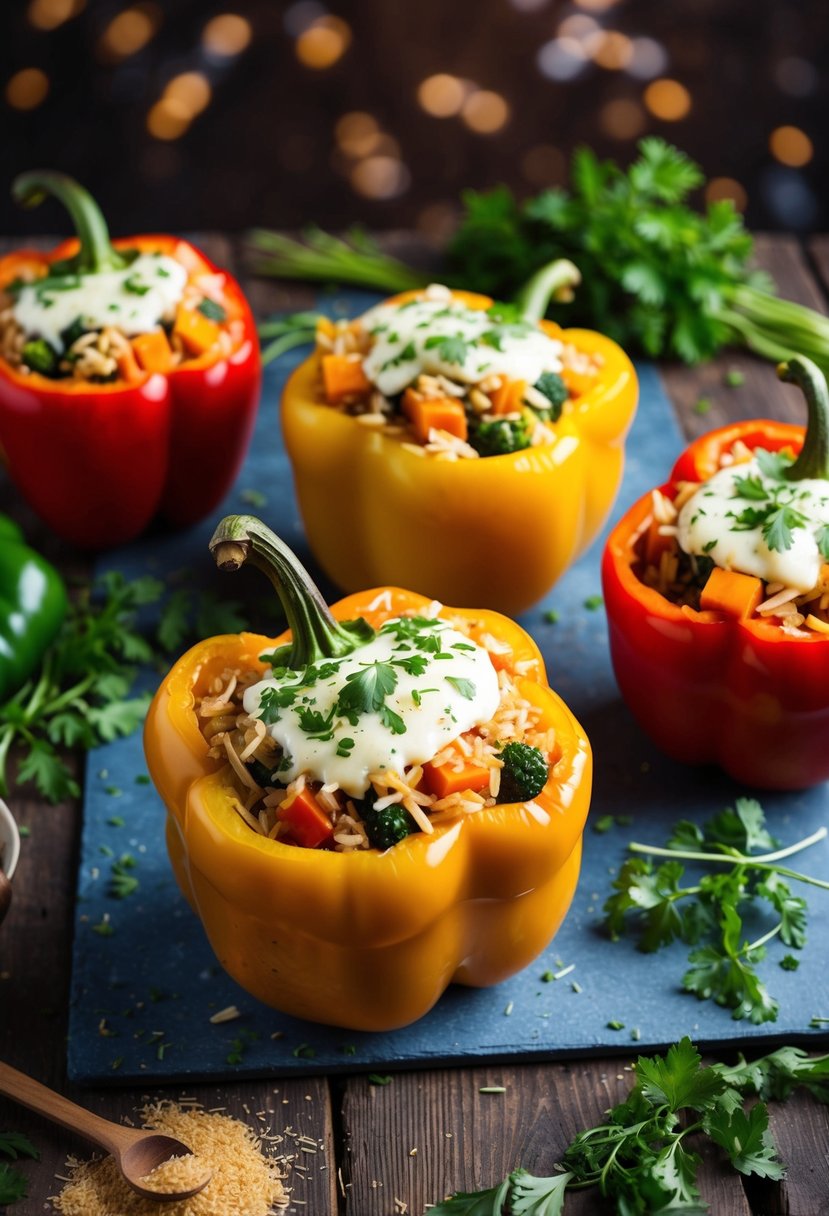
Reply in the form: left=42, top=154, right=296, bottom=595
left=0, top=799, right=20, bottom=920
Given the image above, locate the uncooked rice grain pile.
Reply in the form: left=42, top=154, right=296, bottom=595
left=50, top=1101, right=287, bottom=1216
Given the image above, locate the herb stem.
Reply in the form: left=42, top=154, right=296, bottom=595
left=628, top=827, right=829, bottom=891
left=745, top=922, right=784, bottom=954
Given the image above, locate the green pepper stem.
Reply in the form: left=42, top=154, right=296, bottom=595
left=209, top=515, right=375, bottom=669
left=513, top=258, right=582, bottom=323
left=777, top=356, right=829, bottom=481
left=12, top=171, right=127, bottom=274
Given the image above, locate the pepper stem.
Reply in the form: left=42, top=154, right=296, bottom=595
left=209, top=515, right=375, bottom=669
left=12, top=171, right=128, bottom=275
left=513, top=258, right=582, bottom=323
left=778, top=356, right=829, bottom=481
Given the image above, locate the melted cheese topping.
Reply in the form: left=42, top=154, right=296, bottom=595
left=243, top=617, right=500, bottom=797
left=677, top=456, right=829, bottom=592
left=359, top=296, right=564, bottom=397
left=12, top=253, right=188, bottom=351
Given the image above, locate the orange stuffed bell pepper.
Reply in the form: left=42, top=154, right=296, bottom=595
left=144, top=515, right=592, bottom=1030
left=603, top=356, right=829, bottom=790
left=0, top=172, right=260, bottom=548
left=280, top=261, right=638, bottom=616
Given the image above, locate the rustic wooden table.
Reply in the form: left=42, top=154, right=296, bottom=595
left=1, top=233, right=829, bottom=1216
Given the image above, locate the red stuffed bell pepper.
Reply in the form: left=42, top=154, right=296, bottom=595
left=603, top=356, right=829, bottom=790
left=0, top=172, right=260, bottom=549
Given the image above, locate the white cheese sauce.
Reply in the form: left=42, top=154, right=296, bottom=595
left=359, top=296, right=564, bottom=397
left=242, top=617, right=501, bottom=797
left=677, top=456, right=829, bottom=592
left=12, top=253, right=188, bottom=352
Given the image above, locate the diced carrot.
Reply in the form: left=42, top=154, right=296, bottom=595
left=132, top=328, right=174, bottom=373
left=489, top=378, right=527, bottom=416
left=560, top=366, right=595, bottom=398
left=321, top=353, right=372, bottom=404
left=699, top=567, right=763, bottom=618
left=420, top=754, right=491, bottom=799
left=116, top=343, right=143, bottom=384
left=402, top=388, right=467, bottom=443
left=173, top=305, right=221, bottom=357
left=643, top=516, right=675, bottom=566
left=277, top=787, right=334, bottom=849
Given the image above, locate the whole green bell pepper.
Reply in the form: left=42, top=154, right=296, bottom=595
left=0, top=516, right=67, bottom=701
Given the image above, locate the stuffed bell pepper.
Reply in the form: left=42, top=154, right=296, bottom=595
left=144, top=515, right=592, bottom=1030
left=281, top=262, right=638, bottom=616
left=0, top=172, right=260, bottom=549
left=603, top=356, right=829, bottom=790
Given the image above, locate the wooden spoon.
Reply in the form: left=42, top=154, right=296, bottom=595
left=0, top=1061, right=212, bottom=1202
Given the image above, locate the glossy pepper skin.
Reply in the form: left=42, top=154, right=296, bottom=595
left=602, top=358, right=829, bottom=791
left=281, top=288, right=638, bottom=617
left=144, top=516, right=592, bottom=1031
left=0, top=173, right=260, bottom=549
left=0, top=514, right=66, bottom=701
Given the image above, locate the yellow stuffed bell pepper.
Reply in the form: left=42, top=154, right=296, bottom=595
left=144, top=515, right=592, bottom=1031
left=281, top=261, right=638, bottom=616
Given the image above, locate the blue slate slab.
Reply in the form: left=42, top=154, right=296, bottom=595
left=68, top=292, right=829, bottom=1085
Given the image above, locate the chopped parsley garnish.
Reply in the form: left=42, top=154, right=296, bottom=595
left=424, top=333, right=469, bottom=364
left=198, top=297, right=227, bottom=323
left=446, top=676, right=476, bottom=700
left=124, top=274, right=150, bottom=296
left=336, top=737, right=355, bottom=757
left=336, top=660, right=398, bottom=719
left=755, top=447, right=793, bottom=480
left=258, top=685, right=297, bottom=723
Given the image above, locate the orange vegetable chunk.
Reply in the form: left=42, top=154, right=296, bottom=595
left=116, top=343, right=143, bottom=383
left=402, top=388, right=468, bottom=443
left=489, top=379, right=527, bottom=416
left=321, top=354, right=372, bottom=404
left=132, top=328, right=174, bottom=373
left=420, top=754, right=491, bottom=799
left=277, top=786, right=334, bottom=848
left=700, top=566, right=763, bottom=619
left=173, top=306, right=221, bottom=357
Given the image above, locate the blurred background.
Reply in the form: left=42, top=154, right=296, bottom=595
left=0, top=0, right=825, bottom=240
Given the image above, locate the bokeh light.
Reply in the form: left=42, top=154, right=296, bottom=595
left=589, top=31, right=633, bottom=71
left=773, top=56, right=818, bottom=98
left=98, top=4, right=161, bottom=60
left=643, top=78, right=691, bottom=121
left=5, top=68, right=50, bottom=110
left=769, top=125, right=813, bottom=168
left=202, top=13, right=252, bottom=57
left=557, top=15, right=599, bottom=40
left=599, top=98, right=646, bottom=139
left=283, top=1, right=326, bottom=37
left=521, top=143, right=566, bottom=186
left=27, top=0, right=84, bottom=31
left=335, top=111, right=381, bottom=157
left=627, top=37, right=668, bottom=80
left=350, top=156, right=411, bottom=199
left=295, top=16, right=351, bottom=69
left=418, top=74, right=467, bottom=118
left=164, top=72, right=212, bottom=119
left=146, top=96, right=190, bottom=141
left=574, top=0, right=622, bottom=11
left=705, top=177, right=748, bottom=212
left=416, top=201, right=459, bottom=243
left=537, top=38, right=588, bottom=82
left=461, top=90, right=510, bottom=134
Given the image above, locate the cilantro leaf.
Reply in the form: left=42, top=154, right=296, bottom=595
left=16, top=742, right=79, bottom=802
left=732, top=473, right=768, bottom=501
left=762, top=504, right=804, bottom=553
left=509, top=1169, right=571, bottom=1215
left=636, top=1039, right=725, bottom=1112
left=446, top=676, right=476, bottom=701
left=683, top=915, right=779, bottom=1024
left=704, top=797, right=778, bottom=854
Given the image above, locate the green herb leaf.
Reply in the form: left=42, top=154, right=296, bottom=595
left=336, top=661, right=397, bottom=716
left=0, top=1133, right=38, bottom=1162
left=0, top=1162, right=28, bottom=1205
left=428, top=1176, right=511, bottom=1215
left=705, top=1103, right=784, bottom=1179
left=446, top=676, right=476, bottom=701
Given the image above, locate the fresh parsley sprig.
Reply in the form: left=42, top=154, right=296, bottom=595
left=430, top=1037, right=829, bottom=1215
left=0, top=1131, right=38, bottom=1206
left=604, top=798, right=828, bottom=1023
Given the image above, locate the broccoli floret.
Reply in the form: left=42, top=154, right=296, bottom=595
left=471, top=416, right=531, bottom=458
left=21, top=338, right=58, bottom=376
left=498, top=742, right=549, bottom=802
left=533, top=371, right=568, bottom=421
left=362, top=801, right=416, bottom=851
left=60, top=316, right=89, bottom=350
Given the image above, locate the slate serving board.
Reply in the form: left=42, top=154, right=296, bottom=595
left=68, top=291, right=829, bottom=1084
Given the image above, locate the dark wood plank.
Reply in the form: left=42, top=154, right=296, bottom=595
left=341, top=1061, right=751, bottom=1214
left=661, top=235, right=829, bottom=442
left=807, top=235, right=829, bottom=299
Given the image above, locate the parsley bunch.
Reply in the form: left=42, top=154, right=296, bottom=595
left=604, top=798, right=829, bottom=1024
left=431, top=1038, right=829, bottom=1215
left=249, top=139, right=829, bottom=374
left=0, top=1131, right=38, bottom=1206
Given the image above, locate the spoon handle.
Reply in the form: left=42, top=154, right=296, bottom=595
left=0, top=1060, right=132, bottom=1156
